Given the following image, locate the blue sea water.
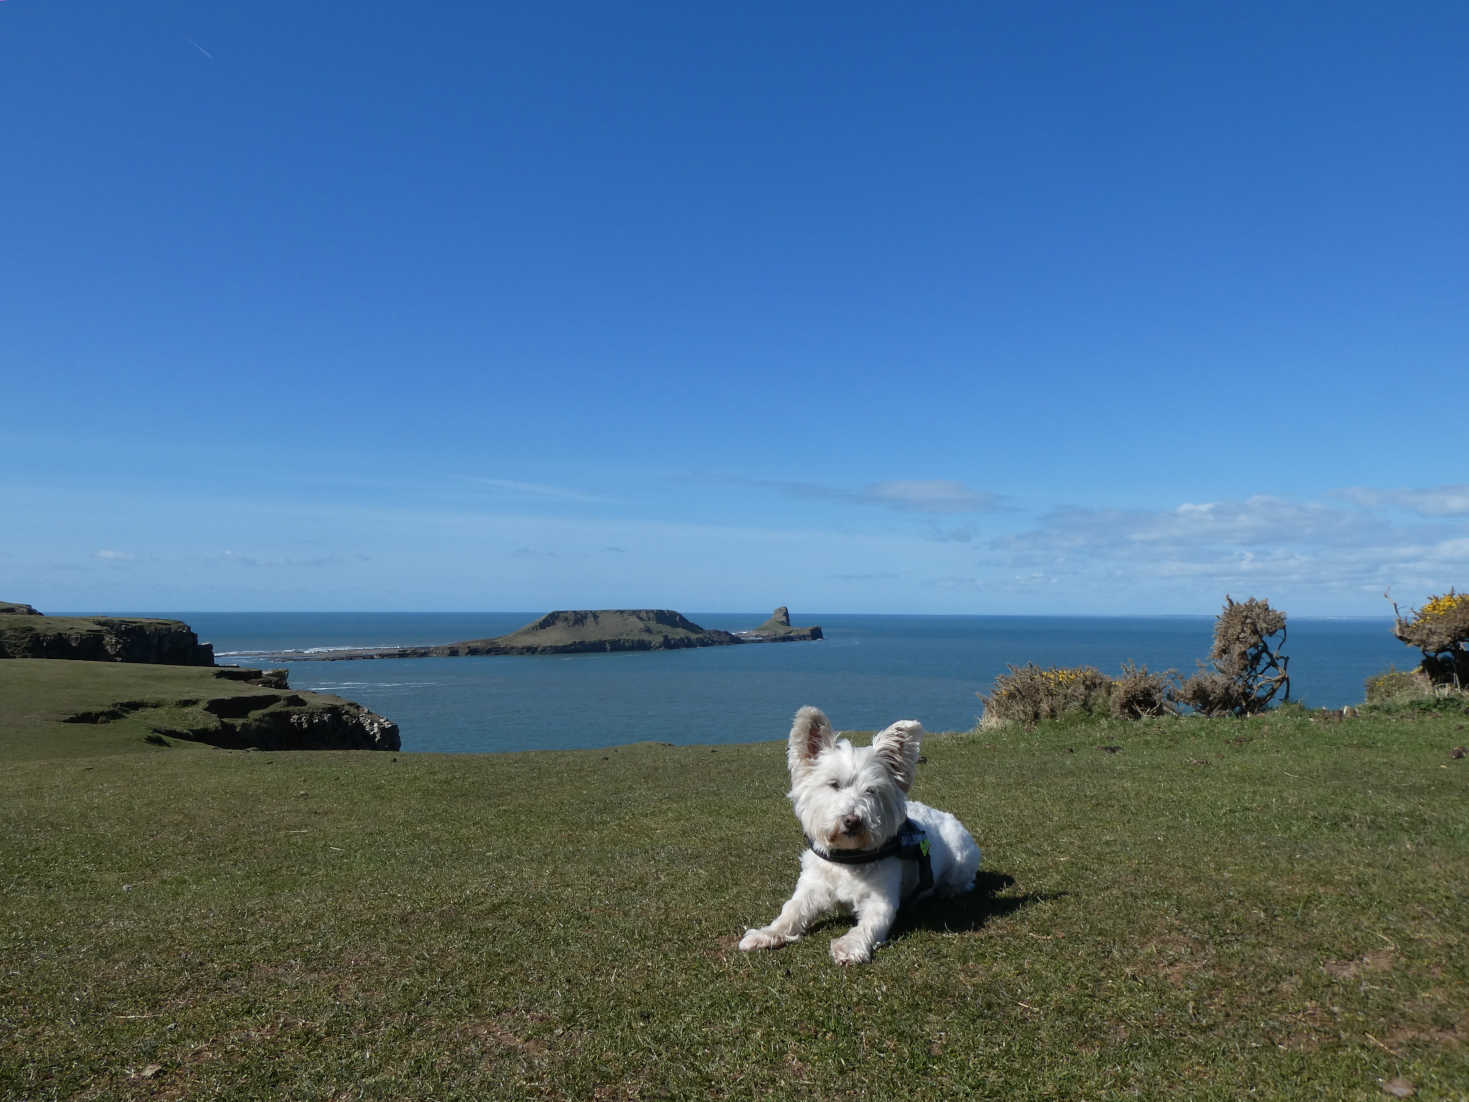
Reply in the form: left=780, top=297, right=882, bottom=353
left=141, top=612, right=1411, bottom=754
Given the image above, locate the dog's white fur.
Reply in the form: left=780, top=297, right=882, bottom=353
left=739, top=706, right=981, bottom=964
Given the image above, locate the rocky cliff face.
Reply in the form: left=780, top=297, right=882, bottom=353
left=58, top=665, right=401, bottom=751
left=0, top=605, right=214, bottom=665
left=181, top=683, right=401, bottom=751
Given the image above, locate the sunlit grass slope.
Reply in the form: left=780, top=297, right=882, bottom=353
left=3, top=708, right=1466, bottom=1099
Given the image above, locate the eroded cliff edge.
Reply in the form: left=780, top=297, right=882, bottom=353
left=1, top=603, right=399, bottom=751
left=5, top=660, right=401, bottom=751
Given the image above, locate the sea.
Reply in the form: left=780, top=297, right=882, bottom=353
left=130, top=612, right=1413, bottom=755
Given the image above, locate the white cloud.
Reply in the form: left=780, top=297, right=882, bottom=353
left=982, top=492, right=1469, bottom=605
left=865, top=480, right=1000, bottom=514
left=1001, top=496, right=1379, bottom=556
left=94, top=549, right=135, bottom=562
left=1340, top=484, right=1469, bottom=517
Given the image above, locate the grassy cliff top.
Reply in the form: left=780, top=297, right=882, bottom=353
left=0, top=603, right=214, bottom=665
left=1, top=600, right=184, bottom=628
left=0, top=659, right=395, bottom=756
left=3, top=705, right=1466, bottom=1098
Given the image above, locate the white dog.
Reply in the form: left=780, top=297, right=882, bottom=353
left=739, top=706, right=981, bottom=965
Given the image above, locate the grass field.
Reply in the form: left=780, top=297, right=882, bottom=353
left=3, top=704, right=1467, bottom=1099
left=0, top=660, right=397, bottom=758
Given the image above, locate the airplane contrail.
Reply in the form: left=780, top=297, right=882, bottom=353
left=187, top=37, right=215, bottom=60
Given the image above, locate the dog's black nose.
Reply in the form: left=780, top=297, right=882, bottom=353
left=841, top=814, right=862, bottom=834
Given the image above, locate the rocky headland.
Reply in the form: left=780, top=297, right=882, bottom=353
left=0, top=605, right=215, bottom=665
left=1, top=603, right=399, bottom=751
left=286, top=606, right=823, bottom=661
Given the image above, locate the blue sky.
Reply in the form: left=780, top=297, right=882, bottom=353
left=3, top=1, right=1466, bottom=616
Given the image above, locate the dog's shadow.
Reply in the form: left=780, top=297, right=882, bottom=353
left=884, top=870, right=1061, bottom=943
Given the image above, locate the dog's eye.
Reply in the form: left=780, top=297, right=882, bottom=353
left=827, top=780, right=841, bottom=790
left=864, top=786, right=876, bottom=796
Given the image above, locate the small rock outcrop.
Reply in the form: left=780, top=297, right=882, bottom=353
left=171, top=678, right=401, bottom=751
left=741, top=606, right=824, bottom=642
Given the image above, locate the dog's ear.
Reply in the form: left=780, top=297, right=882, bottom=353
left=872, top=720, right=923, bottom=792
left=787, top=706, right=836, bottom=777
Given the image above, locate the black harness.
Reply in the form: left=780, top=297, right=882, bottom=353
left=806, top=817, right=933, bottom=901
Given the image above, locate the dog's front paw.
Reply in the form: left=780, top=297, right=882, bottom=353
left=829, top=932, right=873, bottom=965
left=739, top=927, right=791, bottom=952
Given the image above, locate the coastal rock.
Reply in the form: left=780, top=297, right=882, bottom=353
left=51, top=664, right=401, bottom=751
left=0, top=601, right=43, bottom=616
left=174, top=668, right=400, bottom=750
left=743, top=606, right=824, bottom=642
left=0, top=607, right=214, bottom=666
left=214, top=666, right=291, bottom=689
left=179, top=688, right=401, bottom=751
left=468, top=608, right=744, bottom=655
left=258, top=606, right=823, bottom=663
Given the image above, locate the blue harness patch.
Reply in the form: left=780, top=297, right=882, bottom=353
left=807, top=817, right=934, bottom=901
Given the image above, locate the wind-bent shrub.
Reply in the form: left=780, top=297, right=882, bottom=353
left=979, top=663, right=1111, bottom=727
left=1109, top=661, right=1176, bottom=719
left=1364, top=666, right=1433, bottom=705
left=1393, top=590, right=1469, bottom=687
left=978, top=596, right=1289, bottom=727
left=1175, top=596, right=1289, bottom=717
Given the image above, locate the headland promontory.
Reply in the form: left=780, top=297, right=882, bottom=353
left=281, top=606, right=823, bottom=661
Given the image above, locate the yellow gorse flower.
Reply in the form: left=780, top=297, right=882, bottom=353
left=994, top=666, right=1092, bottom=700
left=1414, top=590, right=1469, bottom=623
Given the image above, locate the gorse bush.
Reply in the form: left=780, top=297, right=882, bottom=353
left=1393, top=589, right=1469, bottom=687
left=1174, top=596, right=1289, bottom=717
left=1364, top=657, right=1469, bottom=718
left=979, top=663, right=1112, bottom=727
left=979, top=662, right=1176, bottom=727
left=1364, top=666, right=1433, bottom=705
left=979, top=596, right=1290, bottom=728
left=1108, top=661, right=1176, bottom=719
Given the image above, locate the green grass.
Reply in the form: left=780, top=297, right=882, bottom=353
left=0, top=661, right=255, bottom=760
left=0, top=661, right=362, bottom=761
left=3, top=709, right=1467, bottom=1100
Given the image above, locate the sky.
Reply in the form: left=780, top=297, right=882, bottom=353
left=3, top=1, right=1466, bottom=617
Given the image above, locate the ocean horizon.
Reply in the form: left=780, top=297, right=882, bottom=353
left=85, top=611, right=1415, bottom=754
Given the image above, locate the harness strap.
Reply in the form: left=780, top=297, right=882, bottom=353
left=807, top=817, right=933, bottom=901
